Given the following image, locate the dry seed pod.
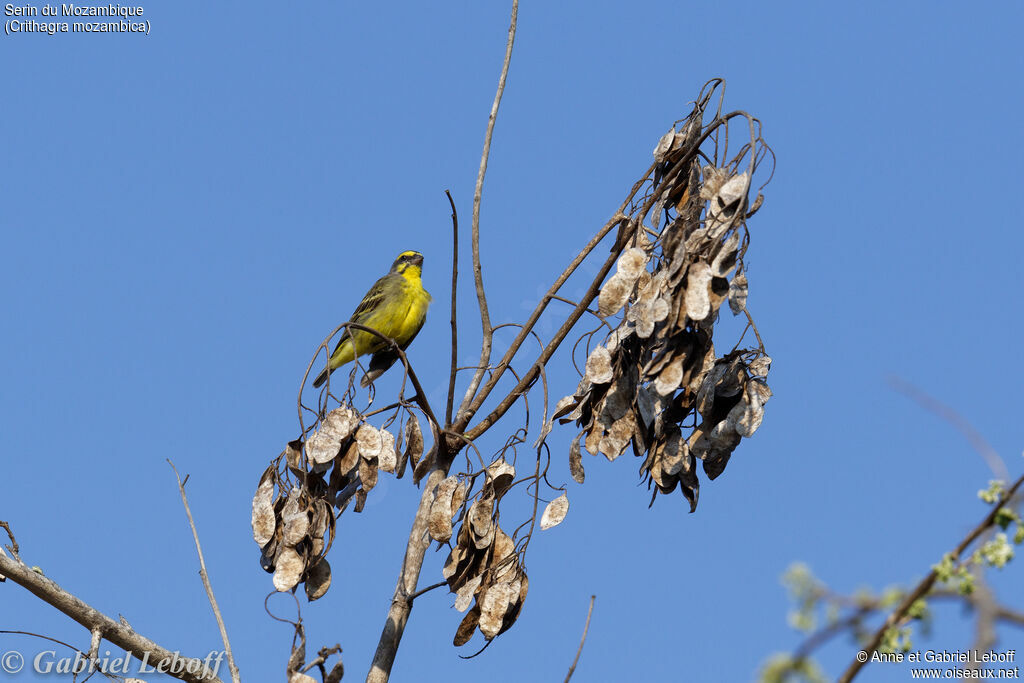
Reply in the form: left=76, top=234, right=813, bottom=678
left=730, top=379, right=771, bottom=437
left=584, top=345, right=613, bottom=384
left=749, top=355, right=771, bottom=377
left=281, top=491, right=310, bottom=547
left=252, top=466, right=277, bottom=546
left=467, top=498, right=495, bottom=549
left=660, top=429, right=688, bottom=476
left=305, top=558, right=332, bottom=601
left=584, top=424, right=601, bottom=456
left=598, top=413, right=634, bottom=461
left=704, top=171, right=750, bottom=239
left=597, top=273, right=632, bottom=317
left=728, top=272, right=749, bottom=314
left=654, top=355, right=685, bottom=395
left=540, top=493, right=569, bottom=530
left=378, top=429, right=397, bottom=474
left=617, top=247, right=648, bottom=281
left=335, top=439, right=359, bottom=476
left=451, top=480, right=467, bottom=515
left=453, top=605, right=481, bottom=646
left=428, top=477, right=460, bottom=542
left=702, top=448, right=732, bottom=480
left=490, top=528, right=518, bottom=582
left=273, top=546, right=305, bottom=592
left=551, top=395, right=576, bottom=421
left=478, top=581, right=519, bottom=639
left=568, top=438, right=585, bottom=484
left=483, top=459, right=515, bottom=499
left=307, top=407, right=359, bottom=465
left=395, top=416, right=419, bottom=480
left=635, top=385, right=663, bottom=429
left=358, top=455, right=378, bottom=495
left=284, top=440, right=304, bottom=473
left=553, top=100, right=770, bottom=512
left=653, top=128, right=676, bottom=162
left=454, top=574, right=482, bottom=613
left=355, top=423, right=382, bottom=459
left=712, top=231, right=741, bottom=277
left=442, top=544, right=467, bottom=582
left=684, top=262, right=713, bottom=321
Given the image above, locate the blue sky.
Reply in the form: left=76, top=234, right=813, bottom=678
left=2, top=2, right=1023, bottom=682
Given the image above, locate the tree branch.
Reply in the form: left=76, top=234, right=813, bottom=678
left=366, top=468, right=448, bottom=683
left=0, top=550, right=224, bottom=683
left=169, top=461, right=241, bottom=683
left=445, top=190, right=460, bottom=428
left=364, top=9, right=518, bottom=677
left=839, top=471, right=1024, bottom=682
left=564, top=595, right=595, bottom=682
left=463, top=215, right=633, bottom=441
left=456, top=0, right=518, bottom=422
left=888, top=376, right=1009, bottom=481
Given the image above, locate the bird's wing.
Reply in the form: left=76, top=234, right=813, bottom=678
left=349, top=274, right=397, bottom=323
left=328, top=274, right=399, bottom=356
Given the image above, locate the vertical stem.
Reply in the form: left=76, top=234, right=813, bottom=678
left=365, top=468, right=447, bottom=683
left=456, top=0, right=519, bottom=420
left=445, top=190, right=459, bottom=427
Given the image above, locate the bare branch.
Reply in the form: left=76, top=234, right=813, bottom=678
left=564, top=595, right=595, bottom=683
left=366, top=468, right=448, bottom=683
left=996, top=605, right=1024, bottom=628
left=0, top=630, right=119, bottom=682
left=445, top=190, right=460, bottom=428
left=365, top=9, right=518, bottom=676
left=888, top=376, right=1009, bottom=481
left=453, top=210, right=628, bottom=437
left=456, top=0, right=518, bottom=421
left=169, top=461, right=241, bottom=683
left=0, top=520, right=19, bottom=559
left=408, top=581, right=447, bottom=602
left=965, top=569, right=998, bottom=669
left=0, top=550, right=224, bottom=683
left=839, top=471, right=1024, bottom=682
left=464, top=215, right=634, bottom=441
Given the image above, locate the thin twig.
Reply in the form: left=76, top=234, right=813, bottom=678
left=408, top=580, right=447, bottom=602
left=0, top=630, right=119, bottom=682
left=782, top=580, right=1024, bottom=672
left=965, top=568, right=998, bottom=669
left=792, top=607, right=872, bottom=663
left=0, top=551, right=224, bottom=683
left=169, top=461, right=241, bottom=683
left=839, top=471, right=1024, bottom=682
left=445, top=190, right=460, bottom=428
left=888, top=376, right=1009, bottom=481
left=564, top=595, right=596, bottom=682
left=457, top=0, right=518, bottom=421
left=453, top=211, right=627, bottom=435
left=0, top=520, right=19, bottom=560
left=465, top=216, right=635, bottom=441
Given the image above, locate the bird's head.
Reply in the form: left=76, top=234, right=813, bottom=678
left=391, top=250, right=424, bottom=277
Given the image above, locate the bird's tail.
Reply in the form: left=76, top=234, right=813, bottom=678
left=312, top=367, right=331, bottom=388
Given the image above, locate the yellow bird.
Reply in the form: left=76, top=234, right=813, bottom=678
left=313, top=251, right=431, bottom=389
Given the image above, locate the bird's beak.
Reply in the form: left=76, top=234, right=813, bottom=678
left=411, top=253, right=424, bottom=266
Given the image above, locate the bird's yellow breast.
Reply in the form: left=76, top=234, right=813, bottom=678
left=395, top=264, right=431, bottom=343
left=359, top=265, right=430, bottom=348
